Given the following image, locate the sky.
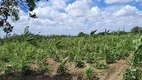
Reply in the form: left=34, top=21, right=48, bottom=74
left=1, top=0, right=142, bottom=36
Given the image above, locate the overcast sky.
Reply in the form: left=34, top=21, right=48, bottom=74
left=1, top=0, right=142, bottom=36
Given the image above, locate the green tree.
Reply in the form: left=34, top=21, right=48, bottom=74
left=78, top=32, right=88, bottom=37
left=131, top=26, right=142, bottom=34
left=0, top=0, right=48, bottom=35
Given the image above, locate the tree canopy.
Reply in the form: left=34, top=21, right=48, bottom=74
left=0, top=0, right=48, bottom=35
left=131, top=26, right=142, bottom=34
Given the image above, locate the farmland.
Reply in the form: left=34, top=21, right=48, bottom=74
left=0, top=30, right=142, bottom=80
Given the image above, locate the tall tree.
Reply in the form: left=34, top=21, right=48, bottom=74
left=0, top=0, right=48, bottom=35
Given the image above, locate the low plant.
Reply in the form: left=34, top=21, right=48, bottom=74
left=40, top=66, right=49, bottom=73
left=4, top=65, right=15, bottom=75
left=131, top=36, right=142, bottom=67
left=105, top=51, right=117, bottom=64
left=95, top=63, right=108, bottom=69
left=123, top=68, right=142, bottom=80
left=57, top=59, right=67, bottom=74
left=75, top=60, right=85, bottom=68
left=85, top=53, right=95, bottom=64
left=21, top=65, right=32, bottom=76
left=83, top=66, right=98, bottom=80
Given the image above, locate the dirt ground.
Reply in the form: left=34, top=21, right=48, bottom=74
left=0, top=57, right=130, bottom=80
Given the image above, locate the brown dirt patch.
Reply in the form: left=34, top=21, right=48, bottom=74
left=0, top=57, right=131, bottom=80
left=101, top=60, right=129, bottom=80
left=46, top=57, right=60, bottom=76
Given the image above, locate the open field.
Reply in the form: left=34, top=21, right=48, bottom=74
left=0, top=33, right=142, bottom=80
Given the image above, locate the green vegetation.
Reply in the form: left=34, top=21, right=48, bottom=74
left=0, top=27, right=142, bottom=79
left=83, top=66, right=98, bottom=80
left=123, top=68, right=142, bottom=80
left=0, top=0, right=42, bottom=35
left=75, top=60, right=85, bottom=68
left=57, top=58, right=68, bottom=74
left=1, top=0, right=142, bottom=80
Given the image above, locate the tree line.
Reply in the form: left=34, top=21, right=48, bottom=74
left=78, top=26, right=142, bottom=37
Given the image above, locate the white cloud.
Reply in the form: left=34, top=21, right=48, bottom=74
left=104, top=0, right=142, bottom=4
left=66, top=0, right=92, bottom=17
left=104, top=0, right=134, bottom=4
left=51, top=0, right=67, bottom=10
left=113, top=5, right=142, bottom=17
left=1, top=1, right=142, bottom=36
